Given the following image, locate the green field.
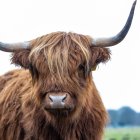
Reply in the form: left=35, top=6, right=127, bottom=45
left=104, top=127, right=140, bottom=140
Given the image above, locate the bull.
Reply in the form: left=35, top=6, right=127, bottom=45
left=0, top=1, right=137, bottom=140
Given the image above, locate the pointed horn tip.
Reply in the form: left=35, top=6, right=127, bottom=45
left=133, top=0, right=137, bottom=6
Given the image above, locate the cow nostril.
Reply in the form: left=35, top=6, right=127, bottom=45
left=49, top=96, right=53, bottom=102
left=62, top=94, right=67, bottom=102
left=48, top=94, right=67, bottom=103
left=46, top=93, right=72, bottom=110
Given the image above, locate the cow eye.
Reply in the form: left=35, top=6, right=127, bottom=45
left=78, top=64, right=85, bottom=72
left=78, top=64, right=86, bottom=77
left=29, top=63, right=39, bottom=80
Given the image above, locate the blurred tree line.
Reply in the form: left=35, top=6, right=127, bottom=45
left=108, top=106, right=140, bottom=127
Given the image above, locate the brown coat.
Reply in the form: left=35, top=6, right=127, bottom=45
left=0, top=32, right=110, bottom=140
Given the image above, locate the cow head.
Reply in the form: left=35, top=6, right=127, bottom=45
left=0, top=1, right=136, bottom=119
left=10, top=32, right=111, bottom=119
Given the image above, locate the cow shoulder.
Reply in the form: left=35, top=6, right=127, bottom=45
left=0, top=69, right=32, bottom=140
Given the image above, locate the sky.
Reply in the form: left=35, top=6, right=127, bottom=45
left=0, top=0, right=139, bottom=111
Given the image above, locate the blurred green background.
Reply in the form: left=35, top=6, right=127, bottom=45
left=104, top=127, right=140, bottom=140
left=104, top=106, right=140, bottom=140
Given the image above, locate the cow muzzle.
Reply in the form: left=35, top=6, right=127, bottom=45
left=44, top=92, right=75, bottom=112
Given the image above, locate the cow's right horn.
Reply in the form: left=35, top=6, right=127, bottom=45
left=0, top=42, right=29, bottom=52
left=92, top=0, right=137, bottom=47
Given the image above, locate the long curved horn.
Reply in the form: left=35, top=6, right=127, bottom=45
left=0, top=42, right=29, bottom=52
left=92, top=0, right=137, bottom=47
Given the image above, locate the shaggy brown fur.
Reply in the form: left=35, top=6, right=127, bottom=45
left=0, top=32, right=110, bottom=140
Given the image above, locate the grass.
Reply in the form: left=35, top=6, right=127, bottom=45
left=104, top=127, right=140, bottom=140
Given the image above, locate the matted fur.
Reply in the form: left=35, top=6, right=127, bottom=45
left=0, top=32, right=111, bottom=140
left=29, top=32, right=91, bottom=82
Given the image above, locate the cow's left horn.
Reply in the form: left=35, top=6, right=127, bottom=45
left=0, top=42, right=29, bottom=52
left=92, top=0, right=137, bottom=47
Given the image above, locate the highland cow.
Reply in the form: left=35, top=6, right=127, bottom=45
left=0, top=1, right=136, bottom=140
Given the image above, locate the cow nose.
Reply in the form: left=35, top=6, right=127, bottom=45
left=49, top=94, right=67, bottom=108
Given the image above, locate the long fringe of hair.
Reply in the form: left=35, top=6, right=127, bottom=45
left=29, top=32, right=92, bottom=81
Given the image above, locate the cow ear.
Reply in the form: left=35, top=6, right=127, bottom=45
left=11, top=49, right=31, bottom=69
left=90, top=47, right=111, bottom=70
